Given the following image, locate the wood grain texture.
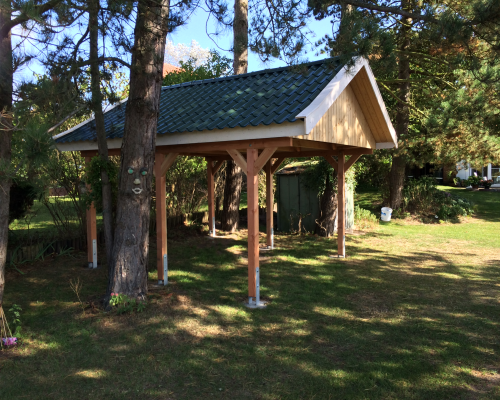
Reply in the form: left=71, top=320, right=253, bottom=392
left=227, top=149, right=248, bottom=174
left=265, top=161, right=273, bottom=247
left=254, top=147, right=277, bottom=175
left=155, top=153, right=167, bottom=281
left=297, top=84, right=377, bottom=149
left=247, top=149, right=259, bottom=298
left=160, top=153, right=178, bottom=176
left=207, top=160, right=215, bottom=236
left=337, top=153, right=345, bottom=257
left=85, top=156, right=97, bottom=265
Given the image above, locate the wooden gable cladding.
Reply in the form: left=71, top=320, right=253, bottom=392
left=349, top=67, right=393, bottom=143
left=296, top=83, right=376, bottom=149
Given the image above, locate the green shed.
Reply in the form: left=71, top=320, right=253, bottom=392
left=276, top=162, right=354, bottom=233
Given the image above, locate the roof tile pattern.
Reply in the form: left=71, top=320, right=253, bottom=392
left=55, top=58, right=343, bottom=144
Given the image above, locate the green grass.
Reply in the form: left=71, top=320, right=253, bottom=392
left=1, top=188, right=500, bottom=399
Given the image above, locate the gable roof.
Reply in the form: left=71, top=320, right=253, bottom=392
left=54, top=58, right=345, bottom=144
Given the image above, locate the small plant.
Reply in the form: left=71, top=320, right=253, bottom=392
left=0, top=306, right=17, bottom=349
left=109, top=293, right=146, bottom=314
left=8, top=304, right=22, bottom=336
left=70, top=278, right=86, bottom=315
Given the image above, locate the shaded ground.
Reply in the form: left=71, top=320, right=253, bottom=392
left=1, top=189, right=499, bottom=399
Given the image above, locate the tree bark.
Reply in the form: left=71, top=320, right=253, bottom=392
left=315, top=172, right=338, bottom=237
left=108, top=0, right=170, bottom=298
left=221, top=0, right=248, bottom=231
left=221, top=160, right=243, bottom=231
left=0, top=8, right=13, bottom=306
left=389, top=0, right=412, bottom=209
left=89, top=0, right=114, bottom=266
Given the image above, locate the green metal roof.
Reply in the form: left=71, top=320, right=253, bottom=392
left=55, top=58, right=344, bottom=144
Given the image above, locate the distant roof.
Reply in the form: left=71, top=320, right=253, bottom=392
left=163, top=63, right=182, bottom=76
left=54, top=58, right=344, bottom=144
left=276, top=160, right=319, bottom=175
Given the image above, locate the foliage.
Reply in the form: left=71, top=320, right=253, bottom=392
left=435, top=192, right=475, bottom=221
left=83, top=156, right=120, bottom=214
left=301, top=157, right=357, bottom=196
left=8, top=304, right=22, bottom=337
left=8, top=181, right=38, bottom=224
left=402, top=176, right=474, bottom=221
left=109, top=293, right=146, bottom=314
left=162, top=50, right=233, bottom=86
left=354, top=205, right=378, bottom=230
left=466, top=175, right=483, bottom=186
left=163, top=156, right=208, bottom=216
left=354, top=151, right=392, bottom=188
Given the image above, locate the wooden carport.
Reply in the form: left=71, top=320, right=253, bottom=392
left=54, top=56, right=396, bottom=308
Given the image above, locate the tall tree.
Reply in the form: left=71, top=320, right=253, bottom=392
left=108, top=0, right=171, bottom=298
left=251, top=0, right=500, bottom=209
left=89, top=0, right=114, bottom=266
left=221, top=0, right=248, bottom=232
left=0, top=0, right=68, bottom=306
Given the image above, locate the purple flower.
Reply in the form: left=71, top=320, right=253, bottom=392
left=2, top=337, right=18, bottom=346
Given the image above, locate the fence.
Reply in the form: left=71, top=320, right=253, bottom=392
left=7, top=211, right=211, bottom=265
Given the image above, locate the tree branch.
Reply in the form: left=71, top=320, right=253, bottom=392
left=48, top=104, right=88, bottom=134
left=343, top=1, right=437, bottom=22
left=73, top=56, right=131, bottom=69
left=378, top=82, right=426, bottom=117
left=0, top=0, right=64, bottom=36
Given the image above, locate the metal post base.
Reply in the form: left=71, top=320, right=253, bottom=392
left=88, top=262, right=94, bottom=268
left=157, top=280, right=168, bottom=286
left=329, top=254, right=345, bottom=259
left=244, top=297, right=267, bottom=309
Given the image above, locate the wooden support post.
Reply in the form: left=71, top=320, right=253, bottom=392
left=84, top=156, right=97, bottom=268
left=337, top=153, right=345, bottom=257
left=207, top=158, right=216, bottom=237
left=155, top=153, right=168, bottom=285
left=265, top=160, right=274, bottom=248
left=246, top=149, right=264, bottom=307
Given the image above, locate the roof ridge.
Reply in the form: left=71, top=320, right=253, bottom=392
left=161, top=57, right=342, bottom=91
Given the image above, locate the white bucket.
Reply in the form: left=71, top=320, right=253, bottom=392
left=381, top=207, right=392, bottom=222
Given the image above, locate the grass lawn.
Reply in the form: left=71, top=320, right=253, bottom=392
left=1, top=188, right=499, bottom=399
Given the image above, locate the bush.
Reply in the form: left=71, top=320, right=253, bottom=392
left=354, top=205, right=378, bottom=229
left=8, top=181, right=38, bottom=224
left=401, top=176, right=474, bottom=221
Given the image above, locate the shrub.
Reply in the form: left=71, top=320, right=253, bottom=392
left=401, top=176, right=474, bottom=221
left=9, top=181, right=38, bottom=224
left=354, top=206, right=378, bottom=229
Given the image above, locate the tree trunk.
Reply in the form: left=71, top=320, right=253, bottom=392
left=108, top=0, right=170, bottom=298
left=315, top=172, right=337, bottom=237
left=221, top=160, right=243, bottom=231
left=89, top=0, right=114, bottom=266
left=221, top=0, right=248, bottom=231
left=0, top=8, right=13, bottom=306
left=389, top=1, right=411, bottom=209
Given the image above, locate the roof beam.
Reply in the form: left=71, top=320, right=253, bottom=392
left=157, top=137, right=292, bottom=155
left=254, top=147, right=277, bottom=175
left=227, top=149, right=248, bottom=175
left=270, top=157, right=286, bottom=174
left=160, top=153, right=178, bottom=176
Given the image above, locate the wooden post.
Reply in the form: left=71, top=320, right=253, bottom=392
left=207, top=158, right=215, bottom=237
left=155, top=153, right=168, bottom=285
left=247, top=149, right=259, bottom=304
left=265, top=160, right=273, bottom=248
left=84, top=156, right=97, bottom=268
left=337, top=153, right=345, bottom=257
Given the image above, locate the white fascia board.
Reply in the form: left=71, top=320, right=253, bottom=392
left=376, top=142, right=395, bottom=149
left=295, top=57, right=398, bottom=148
left=55, top=120, right=305, bottom=152
left=51, top=98, right=128, bottom=140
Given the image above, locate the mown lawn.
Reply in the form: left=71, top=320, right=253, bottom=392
left=1, top=188, right=499, bottom=399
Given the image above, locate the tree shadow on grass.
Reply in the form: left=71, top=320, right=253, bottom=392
left=1, top=230, right=499, bottom=399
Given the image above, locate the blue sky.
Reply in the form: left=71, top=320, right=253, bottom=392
left=15, top=5, right=336, bottom=84
left=168, top=7, right=335, bottom=72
